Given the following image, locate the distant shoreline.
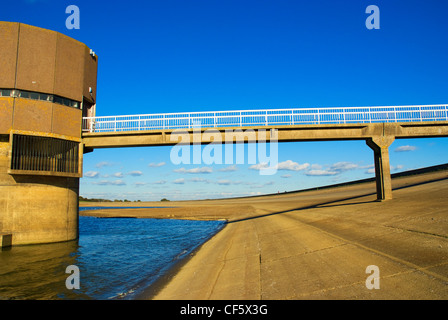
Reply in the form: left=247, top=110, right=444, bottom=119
left=79, top=162, right=448, bottom=209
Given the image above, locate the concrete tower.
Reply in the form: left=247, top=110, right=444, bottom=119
left=0, top=22, right=97, bottom=246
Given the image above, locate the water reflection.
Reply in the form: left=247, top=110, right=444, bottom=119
left=0, top=241, right=90, bottom=300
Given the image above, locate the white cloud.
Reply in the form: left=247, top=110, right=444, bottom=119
left=189, top=177, right=212, bottom=183
left=95, top=161, right=115, bottom=168
left=127, top=170, right=143, bottom=176
left=134, top=182, right=147, bottom=187
left=330, top=162, right=358, bottom=172
left=250, top=160, right=309, bottom=172
left=306, top=161, right=358, bottom=176
left=281, top=174, right=292, bottom=178
left=148, top=162, right=166, bottom=167
left=305, top=169, right=339, bottom=176
left=92, top=179, right=126, bottom=186
left=174, top=167, right=213, bottom=174
left=277, top=160, right=310, bottom=171
left=84, top=171, right=99, bottom=178
left=218, top=165, right=238, bottom=172
left=249, top=162, right=269, bottom=170
left=152, top=180, right=167, bottom=184
left=173, top=178, right=185, bottom=184
left=394, top=145, right=417, bottom=152
left=113, top=172, right=124, bottom=178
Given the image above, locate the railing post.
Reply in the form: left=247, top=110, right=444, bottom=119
left=265, top=110, right=268, bottom=126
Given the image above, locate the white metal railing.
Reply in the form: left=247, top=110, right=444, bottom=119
left=82, top=104, right=448, bottom=133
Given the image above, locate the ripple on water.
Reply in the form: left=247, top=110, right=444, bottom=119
left=0, top=215, right=225, bottom=300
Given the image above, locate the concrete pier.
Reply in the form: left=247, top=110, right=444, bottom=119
left=366, top=136, right=395, bottom=200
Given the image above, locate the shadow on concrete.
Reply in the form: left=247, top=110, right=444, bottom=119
left=228, top=173, right=448, bottom=224
left=228, top=192, right=377, bottom=224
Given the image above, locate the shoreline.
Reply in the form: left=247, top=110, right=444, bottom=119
left=79, top=166, right=448, bottom=299
left=134, top=222, right=229, bottom=300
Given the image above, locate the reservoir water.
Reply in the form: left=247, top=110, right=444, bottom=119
left=0, top=208, right=226, bottom=300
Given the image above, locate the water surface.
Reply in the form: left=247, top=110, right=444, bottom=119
left=0, top=214, right=225, bottom=300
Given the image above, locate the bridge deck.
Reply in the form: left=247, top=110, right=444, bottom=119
left=82, top=121, right=448, bottom=149
left=82, top=105, right=448, bottom=134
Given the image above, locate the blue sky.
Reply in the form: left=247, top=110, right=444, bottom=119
left=3, top=0, right=448, bottom=201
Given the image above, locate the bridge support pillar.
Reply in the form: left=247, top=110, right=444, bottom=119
left=366, top=136, right=395, bottom=201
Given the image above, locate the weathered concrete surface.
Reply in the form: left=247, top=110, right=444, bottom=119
left=150, top=171, right=448, bottom=299
left=82, top=170, right=448, bottom=300
left=0, top=21, right=98, bottom=105
left=0, top=138, right=80, bottom=245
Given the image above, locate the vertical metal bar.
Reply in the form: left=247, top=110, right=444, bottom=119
left=18, top=135, right=22, bottom=170
left=37, top=138, right=41, bottom=171
left=51, top=137, right=55, bottom=172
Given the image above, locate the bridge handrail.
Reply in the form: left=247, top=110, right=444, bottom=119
left=82, top=104, right=448, bottom=133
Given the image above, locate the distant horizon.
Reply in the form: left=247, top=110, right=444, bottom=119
left=78, top=161, right=448, bottom=203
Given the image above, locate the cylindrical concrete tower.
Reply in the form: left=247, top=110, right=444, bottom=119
left=0, top=22, right=97, bottom=246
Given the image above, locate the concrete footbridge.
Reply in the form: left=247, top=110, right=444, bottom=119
left=1, top=21, right=447, bottom=246
left=82, top=105, right=448, bottom=203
